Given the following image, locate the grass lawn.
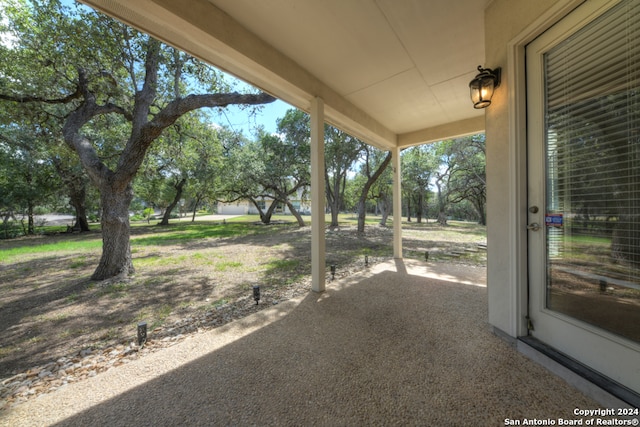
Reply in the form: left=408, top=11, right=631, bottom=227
left=0, top=214, right=486, bottom=381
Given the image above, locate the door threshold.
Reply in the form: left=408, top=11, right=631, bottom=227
left=518, top=336, right=640, bottom=408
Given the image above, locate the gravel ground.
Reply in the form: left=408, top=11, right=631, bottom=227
left=0, top=259, right=601, bottom=427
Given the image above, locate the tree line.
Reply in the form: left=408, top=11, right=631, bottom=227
left=0, top=0, right=486, bottom=281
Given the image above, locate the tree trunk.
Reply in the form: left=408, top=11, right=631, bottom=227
left=330, top=205, right=339, bottom=227
left=285, top=200, right=305, bottom=227
left=416, top=193, right=423, bottom=223
left=69, top=187, right=90, bottom=231
left=326, top=177, right=341, bottom=228
left=159, top=178, right=186, bottom=226
left=324, top=168, right=343, bottom=229
left=437, top=210, right=448, bottom=226
left=74, top=211, right=90, bottom=232
left=55, top=159, right=91, bottom=232
left=2, top=213, right=12, bottom=239
left=380, top=199, right=390, bottom=226
left=475, top=199, right=486, bottom=226
left=611, top=215, right=640, bottom=266
left=264, top=201, right=278, bottom=224
left=26, top=201, right=35, bottom=235
left=252, top=198, right=278, bottom=224
left=477, top=209, right=486, bottom=226
left=91, top=185, right=135, bottom=281
left=356, top=198, right=367, bottom=232
left=356, top=152, right=391, bottom=233
left=326, top=189, right=338, bottom=227
left=191, top=195, right=201, bottom=222
left=435, top=181, right=447, bottom=226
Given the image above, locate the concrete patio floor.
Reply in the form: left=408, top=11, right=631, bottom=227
left=0, top=259, right=601, bottom=426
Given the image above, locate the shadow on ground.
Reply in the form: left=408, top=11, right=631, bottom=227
left=0, top=260, right=599, bottom=426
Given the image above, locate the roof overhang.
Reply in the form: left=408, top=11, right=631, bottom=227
left=81, top=0, right=488, bottom=150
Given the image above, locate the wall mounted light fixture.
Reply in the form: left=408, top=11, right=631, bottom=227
left=469, top=66, right=501, bottom=109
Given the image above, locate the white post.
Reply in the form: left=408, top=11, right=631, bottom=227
left=392, top=146, right=403, bottom=259
left=310, top=97, right=326, bottom=292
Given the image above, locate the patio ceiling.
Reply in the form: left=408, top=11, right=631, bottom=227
left=82, top=0, right=490, bottom=150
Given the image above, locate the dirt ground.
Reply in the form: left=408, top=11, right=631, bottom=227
left=0, top=220, right=486, bottom=380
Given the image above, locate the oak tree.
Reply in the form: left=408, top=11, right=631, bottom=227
left=0, top=0, right=274, bottom=279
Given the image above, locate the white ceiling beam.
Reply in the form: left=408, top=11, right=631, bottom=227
left=397, top=116, right=485, bottom=148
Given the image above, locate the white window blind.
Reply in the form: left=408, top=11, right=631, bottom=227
left=544, top=0, right=640, bottom=283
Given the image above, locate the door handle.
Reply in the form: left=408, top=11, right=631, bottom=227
left=527, top=223, right=540, bottom=231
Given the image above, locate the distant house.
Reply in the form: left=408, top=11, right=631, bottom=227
left=217, top=188, right=310, bottom=216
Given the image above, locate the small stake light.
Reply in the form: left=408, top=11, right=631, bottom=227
left=253, top=285, right=261, bottom=305
left=365, top=255, right=369, bottom=267
left=330, top=264, right=336, bottom=280
left=137, top=321, right=147, bottom=346
left=425, top=251, right=429, bottom=261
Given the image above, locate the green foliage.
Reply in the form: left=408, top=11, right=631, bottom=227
left=135, top=112, right=228, bottom=222
left=214, top=260, right=243, bottom=272
left=437, top=134, right=486, bottom=225
left=263, top=258, right=300, bottom=271
left=0, top=239, right=103, bottom=262
left=130, top=222, right=255, bottom=246
left=351, top=145, right=393, bottom=229
left=66, top=292, right=79, bottom=303
left=0, top=115, right=64, bottom=235
left=1, top=0, right=275, bottom=279
left=324, top=125, right=366, bottom=226
left=399, top=134, right=486, bottom=225
left=143, top=207, right=155, bottom=220
left=217, top=109, right=311, bottom=225
left=402, top=144, right=438, bottom=222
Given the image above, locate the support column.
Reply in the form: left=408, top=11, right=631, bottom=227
left=392, top=146, right=403, bottom=259
left=311, top=97, right=326, bottom=292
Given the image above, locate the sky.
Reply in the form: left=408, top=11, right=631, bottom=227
left=209, top=90, right=295, bottom=137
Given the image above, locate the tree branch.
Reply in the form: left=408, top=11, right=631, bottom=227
left=0, top=88, right=82, bottom=104
left=116, top=91, right=276, bottom=181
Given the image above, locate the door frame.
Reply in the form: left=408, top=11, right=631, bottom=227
left=522, top=0, right=640, bottom=392
left=506, top=0, right=586, bottom=338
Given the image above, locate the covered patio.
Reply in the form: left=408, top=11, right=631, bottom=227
left=46, top=0, right=640, bottom=410
left=81, top=0, right=491, bottom=295
left=0, top=260, right=600, bottom=426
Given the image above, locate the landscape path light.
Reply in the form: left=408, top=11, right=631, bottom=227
left=137, top=321, right=147, bottom=346
left=253, top=285, right=260, bottom=305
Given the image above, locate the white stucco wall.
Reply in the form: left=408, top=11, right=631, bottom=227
left=484, top=0, right=578, bottom=338
left=217, top=203, right=248, bottom=215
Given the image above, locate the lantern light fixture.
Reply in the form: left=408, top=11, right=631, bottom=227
left=253, top=285, right=261, bottom=305
left=469, top=66, right=501, bottom=109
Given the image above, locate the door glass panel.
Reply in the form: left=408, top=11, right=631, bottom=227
left=543, top=0, right=640, bottom=344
